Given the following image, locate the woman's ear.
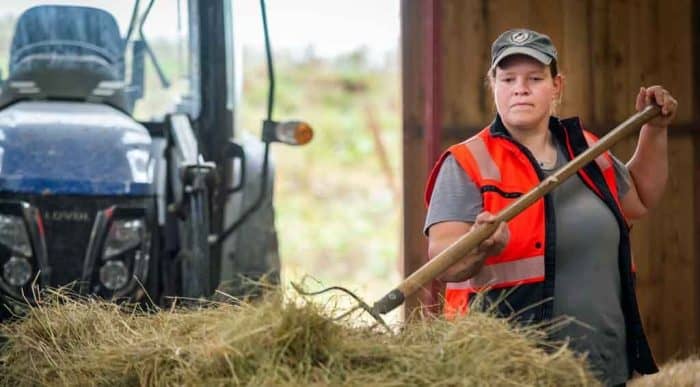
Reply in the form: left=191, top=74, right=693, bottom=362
left=487, top=71, right=496, bottom=90
left=551, top=73, right=565, bottom=115
left=553, top=73, right=565, bottom=100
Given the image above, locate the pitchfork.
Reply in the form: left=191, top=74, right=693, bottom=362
left=294, top=105, right=661, bottom=331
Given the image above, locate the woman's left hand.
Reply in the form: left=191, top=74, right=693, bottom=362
left=635, top=85, right=678, bottom=130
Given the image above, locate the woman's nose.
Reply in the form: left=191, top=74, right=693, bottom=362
left=513, top=81, right=530, bottom=96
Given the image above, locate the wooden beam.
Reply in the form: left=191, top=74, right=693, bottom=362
left=441, top=0, right=489, bottom=130
left=560, top=0, right=592, bottom=121
left=401, top=0, right=433, bottom=319
left=420, top=0, right=443, bottom=316
left=442, top=122, right=700, bottom=142
left=695, top=0, right=700, bottom=123
left=424, top=0, right=442, bottom=168
left=692, top=0, right=700, bottom=353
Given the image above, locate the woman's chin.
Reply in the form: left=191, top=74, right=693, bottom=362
left=503, top=116, right=543, bottom=130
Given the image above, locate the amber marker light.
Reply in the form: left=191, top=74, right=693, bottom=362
left=267, top=120, right=314, bottom=145
left=292, top=122, right=313, bottom=145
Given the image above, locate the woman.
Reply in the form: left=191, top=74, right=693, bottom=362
left=423, top=28, right=677, bottom=385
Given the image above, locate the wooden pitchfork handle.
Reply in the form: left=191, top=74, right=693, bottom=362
left=372, top=105, right=662, bottom=315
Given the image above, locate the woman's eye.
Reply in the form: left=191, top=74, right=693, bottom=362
left=501, top=77, right=514, bottom=83
left=529, top=76, right=543, bottom=81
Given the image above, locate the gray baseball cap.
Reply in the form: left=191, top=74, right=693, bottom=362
left=490, top=29, right=558, bottom=71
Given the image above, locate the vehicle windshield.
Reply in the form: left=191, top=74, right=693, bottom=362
left=0, top=0, right=200, bottom=121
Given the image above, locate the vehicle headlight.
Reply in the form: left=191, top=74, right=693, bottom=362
left=0, top=214, right=32, bottom=257
left=99, top=260, right=129, bottom=290
left=3, top=256, right=33, bottom=287
left=103, top=219, right=145, bottom=259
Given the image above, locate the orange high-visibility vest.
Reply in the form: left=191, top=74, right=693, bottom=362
left=425, top=116, right=657, bottom=375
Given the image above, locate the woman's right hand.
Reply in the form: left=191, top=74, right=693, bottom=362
left=427, top=211, right=509, bottom=283
left=472, top=211, right=510, bottom=258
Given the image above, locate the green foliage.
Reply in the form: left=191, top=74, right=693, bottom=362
left=240, top=48, right=402, bottom=302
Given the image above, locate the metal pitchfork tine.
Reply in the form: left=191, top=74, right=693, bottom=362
left=291, top=282, right=391, bottom=332
left=295, top=105, right=661, bottom=329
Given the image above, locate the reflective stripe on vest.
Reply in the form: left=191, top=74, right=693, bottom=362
left=583, top=132, right=612, bottom=171
left=445, top=255, right=544, bottom=291
left=427, top=124, right=621, bottom=317
left=464, top=137, right=501, bottom=182
left=580, top=130, right=625, bottom=217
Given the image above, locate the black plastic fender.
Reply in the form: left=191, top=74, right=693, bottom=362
left=218, top=132, right=280, bottom=298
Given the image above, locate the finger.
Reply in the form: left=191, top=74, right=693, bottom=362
left=476, top=211, right=495, bottom=221
left=659, top=90, right=671, bottom=115
left=652, top=87, right=666, bottom=108
left=663, top=95, right=677, bottom=116
left=479, top=239, right=495, bottom=253
left=492, top=234, right=505, bottom=250
left=635, top=87, right=645, bottom=111
left=497, top=223, right=510, bottom=246
left=654, top=89, right=668, bottom=109
left=644, top=87, right=653, bottom=106
left=492, top=221, right=504, bottom=237
left=498, top=222, right=509, bottom=239
left=475, top=211, right=496, bottom=226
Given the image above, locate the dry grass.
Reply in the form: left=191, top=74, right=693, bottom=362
left=0, top=290, right=600, bottom=386
left=629, top=356, right=700, bottom=387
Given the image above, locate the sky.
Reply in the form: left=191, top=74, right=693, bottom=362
left=235, top=0, right=400, bottom=58
left=0, top=0, right=400, bottom=59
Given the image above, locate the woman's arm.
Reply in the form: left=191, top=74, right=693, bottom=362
left=621, top=86, right=678, bottom=220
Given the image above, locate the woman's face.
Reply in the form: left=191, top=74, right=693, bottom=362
left=492, top=55, right=562, bottom=131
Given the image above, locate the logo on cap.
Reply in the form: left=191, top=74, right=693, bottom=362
left=510, top=31, right=530, bottom=44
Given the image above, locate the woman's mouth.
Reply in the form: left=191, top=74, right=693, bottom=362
left=510, top=103, right=534, bottom=110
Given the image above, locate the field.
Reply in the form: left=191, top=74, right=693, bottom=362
left=239, top=48, right=403, bottom=313
left=0, top=10, right=404, bottom=317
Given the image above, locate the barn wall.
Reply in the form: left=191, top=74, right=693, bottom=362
left=402, top=0, right=698, bottom=362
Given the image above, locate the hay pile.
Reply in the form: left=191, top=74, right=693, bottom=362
left=0, top=292, right=599, bottom=386
left=630, top=356, right=700, bottom=387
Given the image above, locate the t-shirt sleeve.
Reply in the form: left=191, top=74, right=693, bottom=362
left=611, top=154, right=630, bottom=198
left=424, top=154, right=483, bottom=235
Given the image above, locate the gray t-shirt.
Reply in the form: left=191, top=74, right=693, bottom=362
left=425, top=142, right=632, bottom=385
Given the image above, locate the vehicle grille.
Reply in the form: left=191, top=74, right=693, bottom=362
left=0, top=194, right=150, bottom=288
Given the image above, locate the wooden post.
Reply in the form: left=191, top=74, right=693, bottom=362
left=401, top=0, right=432, bottom=319
left=694, top=0, right=700, bottom=355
